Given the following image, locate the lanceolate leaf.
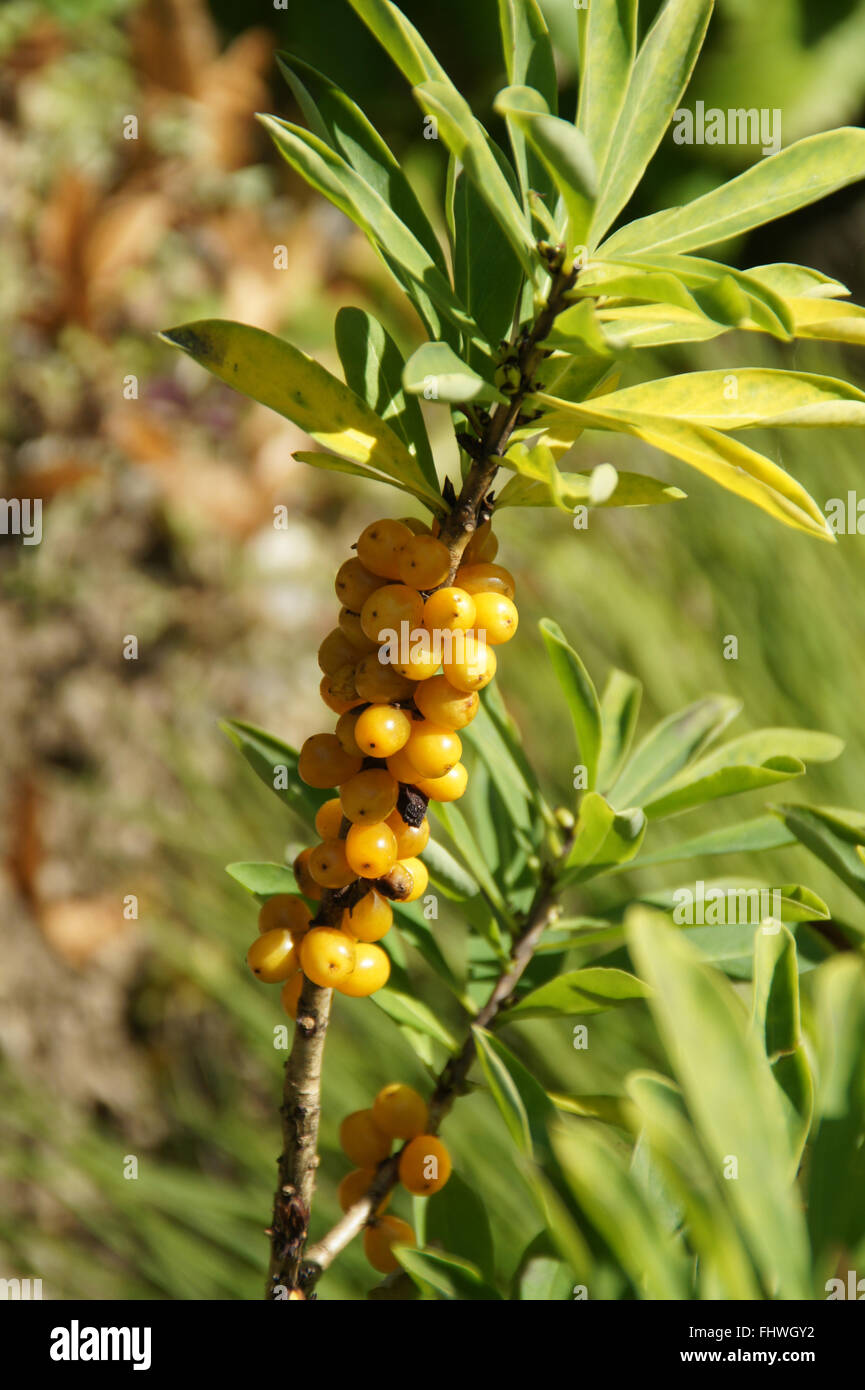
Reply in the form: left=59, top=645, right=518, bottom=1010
left=609, top=695, right=741, bottom=809
left=220, top=719, right=324, bottom=824
left=349, top=0, right=450, bottom=86
left=449, top=162, right=524, bottom=356
left=643, top=757, right=807, bottom=820
left=504, top=967, right=650, bottom=1021
left=494, top=86, right=596, bottom=249
left=402, top=342, right=504, bottom=405
left=396, top=1247, right=502, bottom=1300
left=629, top=815, right=796, bottom=869
left=808, top=958, right=865, bottom=1259
left=225, top=862, right=305, bottom=902
left=597, top=670, right=642, bottom=792
left=497, top=0, right=558, bottom=201
left=495, top=467, right=685, bottom=511
left=576, top=0, right=638, bottom=176
left=773, top=804, right=865, bottom=913
left=585, top=368, right=865, bottom=430
left=538, top=618, right=602, bottom=790
left=750, top=924, right=800, bottom=1059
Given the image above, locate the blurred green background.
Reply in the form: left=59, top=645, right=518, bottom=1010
left=2, top=0, right=865, bottom=1300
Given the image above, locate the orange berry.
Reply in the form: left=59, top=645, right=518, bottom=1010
left=335, top=709, right=364, bottom=758
left=293, top=848, right=322, bottom=901
left=309, top=838, right=355, bottom=889
left=335, top=557, right=384, bottom=611
left=354, top=704, right=412, bottom=758
left=340, top=768, right=399, bottom=824
left=363, top=1215, right=415, bottom=1274
left=414, top=763, right=468, bottom=802
left=372, top=1083, right=428, bottom=1140
left=343, top=889, right=393, bottom=942
left=246, top=928, right=299, bottom=984
left=314, top=797, right=344, bottom=841
left=443, top=634, right=497, bottom=692
left=399, top=857, right=429, bottom=903
left=336, top=941, right=391, bottom=996
left=299, top=927, right=356, bottom=987
left=472, top=592, right=519, bottom=645
left=320, top=668, right=362, bottom=715
left=405, top=720, right=462, bottom=779
left=354, top=655, right=416, bottom=704
left=385, top=809, right=430, bottom=857
left=318, top=628, right=360, bottom=675
left=345, top=822, right=398, bottom=878
left=258, top=895, right=311, bottom=937
left=280, top=971, right=304, bottom=1018
left=397, top=534, right=450, bottom=589
left=385, top=747, right=424, bottom=785
left=398, top=1135, right=452, bottom=1195
left=357, top=519, right=413, bottom=580
left=390, top=636, right=441, bottom=682
left=337, top=1168, right=390, bottom=1215
left=455, top=562, right=515, bottom=597
left=463, top=521, right=498, bottom=563
left=399, top=516, right=432, bottom=536
left=339, top=1109, right=391, bottom=1166
left=360, top=584, right=424, bottom=643
left=298, top=734, right=362, bottom=789
left=338, top=607, right=378, bottom=651
left=414, top=675, right=479, bottom=730
left=422, top=586, right=476, bottom=633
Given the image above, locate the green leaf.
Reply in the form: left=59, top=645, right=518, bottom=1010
left=334, top=307, right=436, bottom=487
left=773, top=803, right=865, bottom=911
left=220, top=719, right=324, bottom=824
left=291, top=451, right=437, bottom=507
left=159, top=320, right=439, bottom=504
left=402, top=341, right=504, bottom=405
left=511, top=1233, right=574, bottom=1300
left=450, top=162, right=524, bottom=357
left=421, top=834, right=481, bottom=902
left=564, top=791, right=616, bottom=870
left=504, top=967, right=650, bottom=1021
left=602, top=127, right=865, bottom=257
left=589, top=0, right=713, bottom=245
left=788, top=296, right=865, bottom=345
left=595, top=301, right=729, bottom=350
left=538, top=618, right=602, bottom=790
left=597, top=669, right=642, bottom=792
left=395, top=1247, right=502, bottom=1300
left=494, top=86, right=596, bottom=251
left=584, top=368, right=865, bottom=430
left=630, top=815, right=797, bottom=869
left=372, top=988, right=460, bottom=1052
left=609, top=695, right=741, bottom=809
left=644, top=881, right=829, bottom=927
left=424, top=1171, right=495, bottom=1280
left=349, top=0, right=450, bottom=86
left=746, top=263, right=849, bottom=300
left=808, top=957, right=865, bottom=1262
left=496, top=465, right=685, bottom=511
left=751, top=923, right=800, bottom=1058
left=472, top=1027, right=557, bottom=1165
left=225, top=862, right=303, bottom=901
left=643, top=757, right=806, bottom=820
left=626, top=908, right=811, bottom=1297
left=576, top=0, right=637, bottom=177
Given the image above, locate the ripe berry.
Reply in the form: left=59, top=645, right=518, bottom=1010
left=335, top=709, right=364, bottom=758
left=399, top=516, right=432, bottom=535
left=298, top=734, right=362, bottom=789
left=414, top=763, right=468, bottom=802
left=339, top=1108, right=391, bottom=1166
left=309, top=838, right=355, bottom=889
left=338, top=607, right=378, bottom=651
left=363, top=1215, right=415, bottom=1274
left=385, top=747, right=424, bottom=785
left=353, top=655, right=416, bottom=704
left=293, top=848, right=322, bottom=901
left=346, top=822, right=398, bottom=878
left=357, top=518, right=413, bottom=580
left=340, top=768, right=399, bottom=823
left=336, top=941, right=391, bottom=995
left=343, top=888, right=393, bottom=942
left=315, top=797, right=344, bottom=841
left=405, top=720, right=461, bottom=779
left=360, top=584, right=424, bottom=643
left=281, top=971, right=304, bottom=1018
left=443, top=634, right=497, bottom=692
left=353, top=704, right=412, bottom=758
left=399, top=857, right=429, bottom=903
left=258, top=895, right=311, bottom=937
left=376, top=863, right=414, bottom=901
left=422, top=586, right=476, bottom=633
left=338, top=1168, right=390, bottom=1215
left=414, top=675, right=479, bottom=730
left=299, top=927, right=356, bottom=987
left=372, top=1083, right=428, bottom=1140
left=397, top=534, right=450, bottom=589
left=398, top=1135, right=452, bottom=1195
left=318, top=628, right=361, bottom=675
left=455, top=562, right=516, bottom=597
left=335, top=557, right=383, bottom=611
left=472, top=592, right=519, bottom=645
left=463, top=521, right=498, bottom=563
left=391, top=638, right=441, bottom=682
left=385, top=809, right=430, bottom=858
left=320, top=669, right=362, bottom=715
left=247, top=928, right=299, bottom=983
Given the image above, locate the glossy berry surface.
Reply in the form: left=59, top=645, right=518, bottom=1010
left=397, top=534, right=450, bottom=589
left=343, top=889, right=393, bottom=942
left=247, top=928, right=299, bottom=983
left=337, top=1169, right=390, bottom=1215
left=372, top=1083, right=428, bottom=1140
left=443, top=635, right=497, bottom=692
left=314, top=798, right=344, bottom=841
left=353, top=655, right=416, bottom=704
left=422, top=586, right=476, bottom=632
left=338, top=1108, right=391, bottom=1167
left=363, top=1215, right=415, bottom=1274
left=309, top=838, right=355, bottom=889
left=293, top=848, right=322, bottom=901
left=405, top=720, right=461, bottom=779
left=357, top=518, right=413, bottom=580
left=257, top=895, right=311, bottom=938
left=299, top=927, right=356, bottom=987
left=353, top=704, right=412, bottom=758
left=413, top=675, right=479, bottom=730
left=414, top=763, right=468, bottom=802
left=385, top=809, right=429, bottom=858
left=280, top=972, right=304, bottom=1019
left=398, top=1135, right=452, bottom=1195
left=346, top=822, right=398, bottom=878
left=334, top=557, right=383, bottom=611
left=298, top=734, right=362, bottom=789
left=472, top=592, right=519, bottom=645
left=340, top=768, right=399, bottom=824
left=360, top=584, right=424, bottom=643
left=336, top=941, right=391, bottom=995
left=455, top=562, right=516, bottom=597
left=399, top=857, right=429, bottom=903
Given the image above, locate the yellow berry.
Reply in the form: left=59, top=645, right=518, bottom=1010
left=364, top=1215, right=415, bottom=1273
left=472, top=592, right=519, bottom=645
left=314, top=797, right=344, bottom=841
left=353, top=655, right=416, bottom=703
left=247, top=928, right=299, bottom=983
left=398, top=1135, right=452, bottom=1195
left=338, top=606, right=378, bottom=651
left=422, top=586, right=476, bottom=633
left=399, top=516, right=432, bottom=536
left=298, top=734, right=362, bottom=789
left=309, top=838, right=355, bottom=889
left=339, top=1108, right=391, bottom=1166
left=281, top=971, right=304, bottom=1018
left=258, top=895, right=311, bottom=938
left=357, top=519, right=414, bottom=580
left=443, top=635, right=497, bottom=692
left=405, top=720, right=462, bottom=779
left=386, top=747, right=424, bottom=785
left=335, top=557, right=384, bottom=611
left=335, top=708, right=364, bottom=758
left=372, top=1083, right=428, bottom=1140
left=385, top=809, right=430, bottom=857
left=390, top=636, right=441, bottom=682
left=345, top=822, right=398, bottom=878
left=397, top=534, right=450, bottom=589
left=299, top=927, right=356, bottom=987
left=455, top=562, right=515, bottom=597
left=293, top=848, right=322, bottom=901
left=338, top=1168, right=390, bottom=1215
left=318, top=628, right=360, bottom=675
left=414, top=763, right=468, bottom=802
left=343, top=889, right=393, bottom=942
left=399, top=857, right=429, bottom=903
left=340, top=768, right=399, bottom=824
left=463, top=521, right=498, bottom=563
left=360, top=584, right=424, bottom=643
left=353, top=704, right=412, bottom=758
left=336, top=941, right=391, bottom=996
left=414, top=675, right=479, bottom=730
left=320, top=668, right=362, bottom=715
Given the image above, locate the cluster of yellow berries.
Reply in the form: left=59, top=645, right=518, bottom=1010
left=338, top=1082, right=452, bottom=1274
left=272, top=515, right=517, bottom=1002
